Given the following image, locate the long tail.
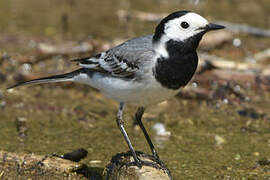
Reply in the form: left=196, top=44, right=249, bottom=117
left=7, top=68, right=86, bottom=89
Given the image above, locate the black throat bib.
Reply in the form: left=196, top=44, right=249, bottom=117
left=153, top=34, right=203, bottom=90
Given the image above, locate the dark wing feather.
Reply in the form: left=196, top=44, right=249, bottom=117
left=74, top=53, right=139, bottom=78
left=73, top=35, right=154, bottom=78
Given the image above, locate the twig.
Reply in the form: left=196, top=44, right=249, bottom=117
left=252, top=48, right=270, bottom=62
left=0, top=171, right=4, bottom=178
left=37, top=41, right=94, bottom=55
left=216, top=21, right=270, bottom=37
left=198, top=53, right=263, bottom=71
left=117, top=10, right=270, bottom=37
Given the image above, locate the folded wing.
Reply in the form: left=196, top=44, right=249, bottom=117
left=74, top=35, right=154, bottom=78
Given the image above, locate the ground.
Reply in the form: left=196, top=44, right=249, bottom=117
left=0, top=0, right=270, bottom=179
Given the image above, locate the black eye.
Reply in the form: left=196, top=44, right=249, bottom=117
left=181, top=21, right=189, bottom=29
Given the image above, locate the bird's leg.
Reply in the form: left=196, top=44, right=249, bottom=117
left=135, top=107, right=159, bottom=159
left=116, top=102, right=142, bottom=167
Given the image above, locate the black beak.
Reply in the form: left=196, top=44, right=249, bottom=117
left=203, top=23, right=225, bottom=31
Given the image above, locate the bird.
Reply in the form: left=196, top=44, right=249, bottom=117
left=8, top=11, right=225, bottom=167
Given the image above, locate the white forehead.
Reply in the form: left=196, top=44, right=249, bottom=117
left=178, top=12, right=208, bottom=27
left=163, top=12, right=209, bottom=42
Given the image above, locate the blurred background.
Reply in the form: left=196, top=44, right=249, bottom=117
left=0, top=0, right=270, bottom=179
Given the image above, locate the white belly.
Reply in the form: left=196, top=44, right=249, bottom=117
left=73, top=72, right=180, bottom=106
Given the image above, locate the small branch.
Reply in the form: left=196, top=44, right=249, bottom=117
left=117, top=10, right=165, bottom=22
left=252, top=48, right=270, bottom=62
left=199, top=31, right=233, bottom=50
left=198, top=53, right=264, bottom=71
left=37, top=41, right=94, bottom=56
left=216, top=21, right=270, bottom=37
left=198, top=53, right=270, bottom=76
left=117, top=10, right=270, bottom=37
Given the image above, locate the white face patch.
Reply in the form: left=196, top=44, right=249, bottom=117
left=164, top=12, right=208, bottom=42
left=153, top=12, right=209, bottom=58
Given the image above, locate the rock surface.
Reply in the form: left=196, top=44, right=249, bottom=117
left=0, top=150, right=86, bottom=179
left=104, top=151, right=173, bottom=180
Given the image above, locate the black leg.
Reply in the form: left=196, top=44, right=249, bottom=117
left=116, top=102, right=142, bottom=167
left=135, top=107, right=159, bottom=159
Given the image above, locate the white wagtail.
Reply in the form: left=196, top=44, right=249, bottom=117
left=8, top=11, right=225, bottom=167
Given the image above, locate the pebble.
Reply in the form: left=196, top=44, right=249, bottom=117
left=234, top=153, right=241, bottom=161
left=215, top=135, right=226, bottom=145
left=232, top=38, right=241, bottom=47
left=152, top=123, right=171, bottom=137
left=16, top=117, right=28, bottom=139
left=0, top=101, right=6, bottom=109
left=253, top=152, right=260, bottom=156
left=89, top=160, right=102, bottom=164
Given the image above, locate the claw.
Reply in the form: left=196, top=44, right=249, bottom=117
left=152, top=151, right=160, bottom=160
left=135, top=158, right=143, bottom=169
left=128, top=156, right=143, bottom=168
left=126, top=157, right=161, bottom=170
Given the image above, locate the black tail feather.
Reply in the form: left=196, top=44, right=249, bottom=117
left=71, top=56, right=91, bottom=62
left=7, top=68, right=85, bottom=89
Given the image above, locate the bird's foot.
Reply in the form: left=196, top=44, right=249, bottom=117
left=152, top=151, right=160, bottom=160
left=125, top=157, right=162, bottom=170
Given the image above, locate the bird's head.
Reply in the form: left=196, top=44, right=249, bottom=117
left=153, top=11, right=225, bottom=57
